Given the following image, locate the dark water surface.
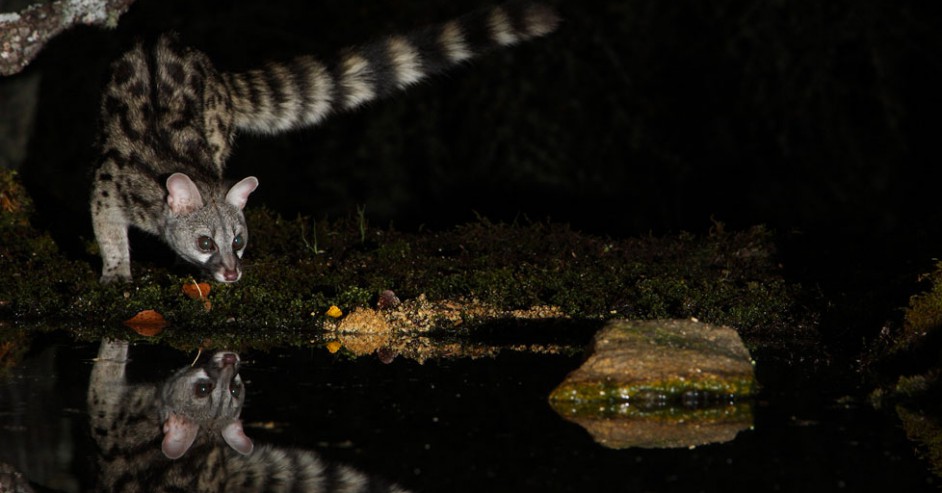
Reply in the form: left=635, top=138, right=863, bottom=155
left=0, top=331, right=936, bottom=492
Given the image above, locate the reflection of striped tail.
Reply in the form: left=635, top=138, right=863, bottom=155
left=225, top=2, right=560, bottom=134
left=229, top=444, right=413, bottom=493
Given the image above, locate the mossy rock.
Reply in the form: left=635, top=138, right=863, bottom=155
left=549, top=318, right=756, bottom=448
left=549, top=319, right=757, bottom=410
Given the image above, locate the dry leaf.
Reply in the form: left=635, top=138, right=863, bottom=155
left=325, top=340, right=342, bottom=353
left=182, top=282, right=211, bottom=299
left=124, top=309, right=167, bottom=336
left=325, top=305, right=343, bottom=318
left=182, top=282, right=212, bottom=312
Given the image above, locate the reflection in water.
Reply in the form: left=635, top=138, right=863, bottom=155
left=552, top=398, right=754, bottom=449
left=0, top=333, right=938, bottom=491
left=0, top=342, right=76, bottom=492
left=88, top=339, right=408, bottom=492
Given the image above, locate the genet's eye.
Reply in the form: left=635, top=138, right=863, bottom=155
left=232, top=234, right=245, bottom=251
left=197, top=236, right=216, bottom=252
left=230, top=381, right=242, bottom=398
left=194, top=381, right=214, bottom=397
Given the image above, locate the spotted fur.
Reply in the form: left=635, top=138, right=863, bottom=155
left=88, top=340, right=409, bottom=492
left=91, top=2, right=559, bottom=283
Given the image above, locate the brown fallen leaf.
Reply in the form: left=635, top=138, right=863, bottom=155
left=182, top=281, right=212, bottom=312
left=124, top=309, right=167, bottom=336
left=182, top=282, right=211, bottom=299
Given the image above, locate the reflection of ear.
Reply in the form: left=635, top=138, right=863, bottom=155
left=225, top=177, right=259, bottom=210
left=221, top=419, right=254, bottom=455
left=161, top=413, right=199, bottom=459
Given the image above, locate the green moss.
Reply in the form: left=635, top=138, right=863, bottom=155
left=0, top=325, right=31, bottom=380
left=1, top=170, right=98, bottom=321
left=551, top=396, right=753, bottom=423
left=549, top=374, right=757, bottom=417
left=0, top=169, right=817, bottom=357
left=902, top=262, right=942, bottom=347
left=867, top=262, right=942, bottom=388
left=897, top=405, right=942, bottom=479
left=375, top=239, right=411, bottom=263
left=895, top=374, right=932, bottom=397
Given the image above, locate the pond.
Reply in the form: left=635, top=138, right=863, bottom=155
left=0, top=329, right=937, bottom=492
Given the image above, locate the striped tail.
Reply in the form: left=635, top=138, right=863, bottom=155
left=229, top=444, right=411, bottom=492
left=223, top=2, right=560, bottom=134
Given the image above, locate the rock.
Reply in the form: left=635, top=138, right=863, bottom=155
left=333, top=307, right=393, bottom=356
left=551, top=318, right=756, bottom=403
left=549, top=318, right=757, bottom=448
left=336, top=307, right=390, bottom=334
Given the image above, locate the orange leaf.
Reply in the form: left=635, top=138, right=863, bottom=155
left=325, top=340, right=342, bottom=353
left=124, top=309, right=167, bottom=336
left=182, top=282, right=211, bottom=300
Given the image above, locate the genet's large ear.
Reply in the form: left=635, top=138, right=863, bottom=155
left=161, top=413, right=200, bottom=459
left=166, top=173, right=204, bottom=214
left=225, top=177, right=259, bottom=210
left=221, top=419, right=254, bottom=455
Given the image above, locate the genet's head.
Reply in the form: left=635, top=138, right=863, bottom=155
left=164, top=173, right=258, bottom=283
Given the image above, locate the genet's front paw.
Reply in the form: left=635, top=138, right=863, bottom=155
left=100, top=269, right=132, bottom=284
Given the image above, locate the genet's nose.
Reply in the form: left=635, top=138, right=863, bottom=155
left=223, top=269, right=240, bottom=282
left=222, top=353, right=238, bottom=366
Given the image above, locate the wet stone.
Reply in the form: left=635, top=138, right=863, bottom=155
left=550, top=318, right=756, bottom=408
left=549, top=319, right=757, bottom=448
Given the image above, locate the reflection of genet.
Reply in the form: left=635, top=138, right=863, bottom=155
left=158, top=350, right=252, bottom=459
left=88, top=339, right=409, bottom=492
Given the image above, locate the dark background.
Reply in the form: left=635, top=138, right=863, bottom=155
left=7, top=0, right=942, bottom=325
left=12, top=0, right=939, bottom=235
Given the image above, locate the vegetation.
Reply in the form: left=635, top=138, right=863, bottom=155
left=1, top=169, right=817, bottom=361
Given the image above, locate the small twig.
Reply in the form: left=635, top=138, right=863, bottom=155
left=356, top=204, right=367, bottom=244
left=300, top=217, right=325, bottom=254
left=190, top=279, right=205, bottom=299
left=190, top=347, right=203, bottom=367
